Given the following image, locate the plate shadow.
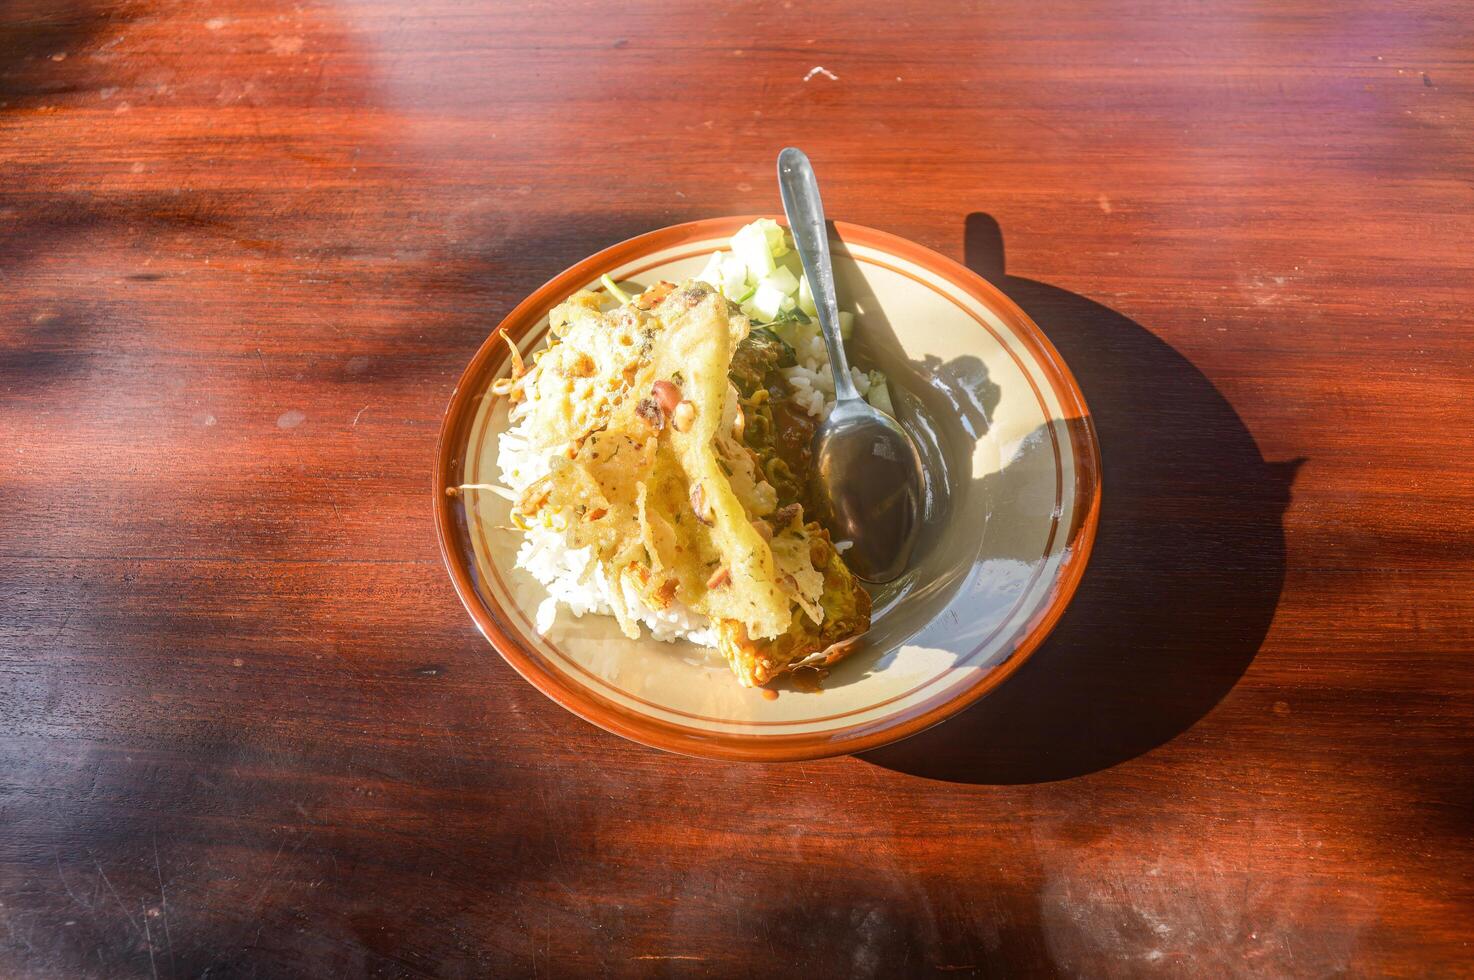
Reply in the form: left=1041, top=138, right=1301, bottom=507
left=861, top=213, right=1299, bottom=784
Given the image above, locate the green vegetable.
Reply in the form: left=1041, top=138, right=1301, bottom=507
left=600, top=274, right=633, bottom=306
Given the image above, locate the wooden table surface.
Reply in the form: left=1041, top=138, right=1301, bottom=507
left=4, top=0, right=1472, bottom=976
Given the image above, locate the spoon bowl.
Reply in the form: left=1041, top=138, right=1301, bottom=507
left=777, top=147, right=926, bottom=582
left=811, top=398, right=925, bottom=582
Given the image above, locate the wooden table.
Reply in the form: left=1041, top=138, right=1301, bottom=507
left=4, top=1, right=1471, bottom=975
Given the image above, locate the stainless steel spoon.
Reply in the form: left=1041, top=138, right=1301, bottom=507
left=777, top=147, right=924, bottom=583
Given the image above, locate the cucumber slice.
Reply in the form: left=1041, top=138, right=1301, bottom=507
left=720, top=254, right=747, bottom=278
left=755, top=218, right=789, bottom=256
left=695, top=250, right=724, bottom=288
left=797, top=272, right=818, bottom=316
left=838, top=310, right=855, bottom=340
left=731, top=223, right=775, bottom=280
left=720, top=255, right=747, bottom=294
left=762, top=266, right=799, bottom=296
left=749, top=280, right=787, bottom=322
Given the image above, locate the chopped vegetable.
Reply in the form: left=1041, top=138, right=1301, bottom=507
left=719, top=255, right=748, bottom=300
left=762, top=266, right=799, bottom=295
left=731, top=223, right=776, bottom=280
left=749, top=280, right=787, bottom=322
left=695, top=250, right=725, bottom=288
left=755, top=218, right=788, bottom=256
left=703, top=219, right=887, bottom=414
left=797, top=272, right=817, bottom=316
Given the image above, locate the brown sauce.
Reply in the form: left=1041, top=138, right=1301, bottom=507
left=769, top=394, right=815, bottom=476
left=789, top=666, right=828, bottom=693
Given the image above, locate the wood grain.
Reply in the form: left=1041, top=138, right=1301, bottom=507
left=2, top=0, right=1472, bottom=975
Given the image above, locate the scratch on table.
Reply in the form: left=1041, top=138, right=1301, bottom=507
left=803, top=66, right=838, bottom=82
left=154, top=834, right=176, bottom=979
left=352, top=405, right=368, bottom=426
left=633, top=955, right=706, bottom=961
left=245, top=834, right=290, bottom=914
left=51, top=608, right=76, bottom=641
left=141, top=899, right=159, bottom=980
left=94, top=858, right=140, bottom=936
left=54, top=849, right=89, bottom=910
left=538, top=784, right=565, bottom=863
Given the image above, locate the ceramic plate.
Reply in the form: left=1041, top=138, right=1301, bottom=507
left=434, top=217, right=1099, bottom=761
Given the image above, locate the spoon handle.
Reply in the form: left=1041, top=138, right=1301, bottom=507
left=777, top=147, right=862, bottom=403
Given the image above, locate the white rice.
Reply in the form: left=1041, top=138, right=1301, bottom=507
left=498, top=323, right=848, bottom=642
left=779, top=330, right=872, bottom=420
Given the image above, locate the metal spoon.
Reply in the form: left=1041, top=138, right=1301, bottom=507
left=776, top=147, right=923, bottom=583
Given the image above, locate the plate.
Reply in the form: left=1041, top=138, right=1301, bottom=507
left=434, top=217, right=1100, bottom=761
